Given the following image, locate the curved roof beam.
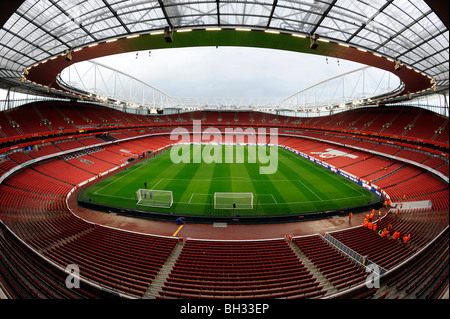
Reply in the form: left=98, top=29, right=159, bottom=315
left=279, top=66, right=403, bottom=111
left=57, top=60, right=177, bottom=109
left=25, top=28, right=433, bottom=102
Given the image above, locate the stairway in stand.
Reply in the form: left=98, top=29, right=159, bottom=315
left=143, top=242, right=184, bottom=299
left=287, top=240, right=338, bottom=297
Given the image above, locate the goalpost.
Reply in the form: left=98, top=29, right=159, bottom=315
left=136, top=189, right=173, bottom=208
left=214, top=192, right=253, bottom=210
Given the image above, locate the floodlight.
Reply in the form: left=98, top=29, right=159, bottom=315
left=65, top=50, right=73, bottom=62
left=164, top=26, right=173, bottom=43
left=310, top=34, right=319, bottom=49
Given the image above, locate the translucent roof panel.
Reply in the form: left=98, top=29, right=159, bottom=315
left=165, top=1, right=219, bottom=27
left=220, top=0, right=273, bottom=27
left=111, top=1, right=167, bottom=33
left=270, top=0, right=330, bottom=33
left=0, top=0, right=448, bottom=93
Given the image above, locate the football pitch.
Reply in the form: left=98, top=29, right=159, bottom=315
left=78, top=145, right=381, bottom=217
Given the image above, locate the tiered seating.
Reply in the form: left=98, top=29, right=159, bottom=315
left=338, top=137, right=361, bottom=146
left=381, top=108, right=421, bottom=136
left=118, top=111, right=146, bottom=126
left=372, top=144, right=400, bottom=155
left=117, top=140, right=151, bottom=154
left=204, top=111, right=220, bottom=124
left=0, top=183, right=67, bottom=222
left=91, top=107, right=121, bottom=125
left=78, top=137, right=103, bottom=146
left=322, top=149, right=368, bottom=168
left=116, top=135, right=172, bottom=154
left=422, top=156, right=446, bottom=171
left=7, top=105, right=51, bottom=135
left=55, top=140, right=85, bottom=152
left=0, top=181, right=89, bottom=252
left=78, top=109, right=107, bottom=126
left=279, top=137, right=318, bottom=152
left=325, top=135, right=348, bottom=144
left=305, top=116, right=328, bottom=129
left=0, top=158, right=18, bottom=173
left=405, top=110, right=448, bottom=141
left=383, top=173, right=447, bottom=202
left=0, top=155, right=178, bottom=298
left=65, top=155, right=116, bottom=175
left=331, top=110, right=371, bottom=130
left=360, top=108, right=400, bottom=134
left=385, top=228, right=449, bottom=299
left=432, top=120, right=449, bottom=144
left=236, top=112, right=253, bottom=125
left=43, top=226, right=177, bottom=298
left=57, top=106, right=91, bottom=127
left=425, top=191, right=449, bottom=224
left=437, top=163, right=449, bottom=177
left=296, top=140, right=333, bottom=154
left=0, top=178, right=177, bottom=299
left=140, top=135, right=173, bottom=148
left=363, top=162, right=405, bottom=182
left=34, top=102, right=75, bottom=131
left=88, top=149, right=128, bottom=166
left=395, top=149, right=429, bottom=164
left=264, top=113, right=278, bottom=124
left=343, top=156, right=395, bottom=179
left=1, top=102, right=447, bottom=147
left=8, top=152, right=32, bottom=164
left=0, top=112, right=21, bottom=138
left=354, top=140, right=378, bottom=150
left=220, top=112, right=236, bottom=123
left=102, top=143, right=130, bottom=155
left=112, top=131, right=141, bottom=140
left=319, top=112, right=352, bottom=130
left=276, top=136, right=292, bottom=145
left=0, top=222, right=100, bottom=299
left=33, top=159, right=95, bottom=185
left=375, top=165, right=424, bottom=189
left=328, top=226, right=417, bottom=271
left=376, top=207, right=447, bottom=248
left=159, top=239, right=326, bottom=299
left=27, top=144, right=62, bottom=159
left=2, top=168, right=71, bottom=197
left=294, top=235, right=367, bottom=291
left=347, top=108, right=382, bottom=132
left=0, top=102, right=448, bottom=300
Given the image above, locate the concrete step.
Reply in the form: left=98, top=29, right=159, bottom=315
left=143, top=242, right=184, bottom=299
left=287, top=240, right=338, bottom=296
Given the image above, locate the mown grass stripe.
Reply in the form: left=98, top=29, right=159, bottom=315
left=78, top=145, right=380, bottom=216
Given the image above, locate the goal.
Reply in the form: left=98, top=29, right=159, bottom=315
left=136, top=189, right=173, bottom=208
left=214, top=192, right=253, bottom=210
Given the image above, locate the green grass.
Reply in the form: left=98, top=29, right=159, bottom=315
left=78, top=145, right=380, bottom=217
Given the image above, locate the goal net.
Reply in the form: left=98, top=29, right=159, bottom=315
left=136, top=189, right=173, bottom=208
left=214, top=192, right=253, bottom=210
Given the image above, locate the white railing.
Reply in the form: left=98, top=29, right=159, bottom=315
left=57, top=62, right=403, bottom=114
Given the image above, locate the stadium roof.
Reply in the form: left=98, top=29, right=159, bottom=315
left=0, top=0, right=448, bottom=105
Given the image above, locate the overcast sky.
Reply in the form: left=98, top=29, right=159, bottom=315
left=0, top=46, right=368, bottom=107
left=93, top=46, right=366, bottom=100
